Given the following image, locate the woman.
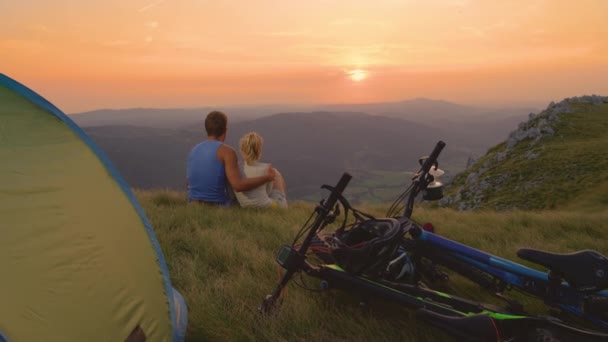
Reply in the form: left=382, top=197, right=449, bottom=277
left=233, top=132, right=288, bottom=208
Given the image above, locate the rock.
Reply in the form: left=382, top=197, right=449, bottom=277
left=439, top=196, right=451, bottom=206
left=466, top=156, right=477, bottom=168
left=466, top=172, right=478, bottom=185
left=527, top=127, right=541, bottom=139
left=496, top=151, right=507, bottom=161
left=541, top=125, right=554, bottom=135
left=454, top=192, right=462, bottom=202
left=553, top=101, right=570, bottom=114
left=548, top=112, right=559, bottom=122
left=526, top=151, right=539, bottom=160
left=478, top=180, right=490, bottom=191
left=514, top=128, right=527, bottom=140
left=592, top=95, right=603, bottom=105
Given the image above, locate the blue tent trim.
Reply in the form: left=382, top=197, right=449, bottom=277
left=0, top=330, right=9, bottom=342
left=0, top=73, right=181, bottom=341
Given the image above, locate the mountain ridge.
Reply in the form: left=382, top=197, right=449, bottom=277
left=441, top=95, right=608, bottom=211
left=69, top=98, right=538, bottom=130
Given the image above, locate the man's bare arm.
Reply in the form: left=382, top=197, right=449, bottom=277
left=221, top=145, right=275, bottom=192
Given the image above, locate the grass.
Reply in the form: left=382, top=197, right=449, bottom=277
left=134, top=189, right=608, bottom=341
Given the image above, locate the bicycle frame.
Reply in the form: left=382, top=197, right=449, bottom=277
left=260, top=141, right=608, bottom=341
left=407, top=226, right=608, bottom=330
left=265, top=193, right=608, bottom=341
left=388, top=142, right=608, bottom=332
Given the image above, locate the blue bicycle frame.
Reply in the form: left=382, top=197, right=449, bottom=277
left=411, top=227, right=608, bottom=330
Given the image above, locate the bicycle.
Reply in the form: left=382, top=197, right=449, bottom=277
left=377, top=142, right=608, bottom=334
left=259, top=141, right=608, bottom=341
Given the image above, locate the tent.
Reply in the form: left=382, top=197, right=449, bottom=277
left=0, top=73, right=188, bottom=342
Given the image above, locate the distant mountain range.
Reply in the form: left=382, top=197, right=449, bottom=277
left=71, top=98, right=536, bottom=130
left=71, top=98, right=539, bottom=202
left=70, top=105, right=301, bottom=129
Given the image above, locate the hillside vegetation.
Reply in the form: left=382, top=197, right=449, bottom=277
left=442, top=96, right=608, bottom=211
left=136, top=190, right=608, bottom=341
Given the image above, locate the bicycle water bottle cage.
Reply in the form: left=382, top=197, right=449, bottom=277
left=517, top=248, right=608, bottom=291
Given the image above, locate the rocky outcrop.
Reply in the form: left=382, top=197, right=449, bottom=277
left=440, top=95, right=607, bottom=211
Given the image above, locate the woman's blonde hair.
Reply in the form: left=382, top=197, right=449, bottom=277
left=239, top=132, right=263, bottom=164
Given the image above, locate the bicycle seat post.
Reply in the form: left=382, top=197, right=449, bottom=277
left=546, top=270, right=564, bottom=300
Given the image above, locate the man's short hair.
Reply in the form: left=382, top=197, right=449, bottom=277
left=205, top=111, right=227, bottom=137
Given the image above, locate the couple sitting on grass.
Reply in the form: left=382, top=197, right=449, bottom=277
left=186, top=110, right=288, bottom=208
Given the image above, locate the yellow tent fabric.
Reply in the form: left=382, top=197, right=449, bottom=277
left=0, top=74, right=184, bottom=341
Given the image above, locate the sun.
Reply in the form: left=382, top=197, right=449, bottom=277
left=347, top=69, right=367, bottom=82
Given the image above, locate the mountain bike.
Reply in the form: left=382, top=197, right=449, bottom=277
left=374, top=142, right=608, bottom=334
left=259, top=141, right=608, bottom=341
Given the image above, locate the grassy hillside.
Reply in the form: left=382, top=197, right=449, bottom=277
left=443, top=98, right=608, bottom=211
left=135, top=190, right=608, bottom=341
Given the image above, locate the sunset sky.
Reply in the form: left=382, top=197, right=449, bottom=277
left=1, top=0, right=607, bottom=113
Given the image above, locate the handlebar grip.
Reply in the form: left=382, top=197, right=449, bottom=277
left=421, top=141, right=446, bottom=174
left=335, top=172, right=352, bottom=194
left=323, top=172, right=352, bottom=209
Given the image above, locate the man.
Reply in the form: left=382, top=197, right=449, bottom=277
left=187, top=110, right=275, bottom=206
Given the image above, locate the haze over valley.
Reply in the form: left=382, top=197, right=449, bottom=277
left=71, top=98, right=538, bottom=203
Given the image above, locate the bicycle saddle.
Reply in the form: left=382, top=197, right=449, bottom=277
left=517, top=248, right=608, bottom=291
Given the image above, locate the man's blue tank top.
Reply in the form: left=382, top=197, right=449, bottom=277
left=187, top=140, right=228, bottom=204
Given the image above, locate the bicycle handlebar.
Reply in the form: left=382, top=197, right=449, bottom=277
left=323, top=173, right=352, bottom=212
left=404, top=140, right=446, bottom=217
left=296, top=172, right=352, bottom=255
left=259, top=172, right=352, bottom=313
left=420, top=141, right=446, bottom=176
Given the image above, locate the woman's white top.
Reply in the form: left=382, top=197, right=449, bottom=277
left=233, top=161, right=273, bottom=207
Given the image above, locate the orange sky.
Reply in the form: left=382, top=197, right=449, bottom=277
left=1, top=0, right=607, bottom=112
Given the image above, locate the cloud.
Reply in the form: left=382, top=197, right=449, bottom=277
left=138, top=0, right=165, bottom=13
